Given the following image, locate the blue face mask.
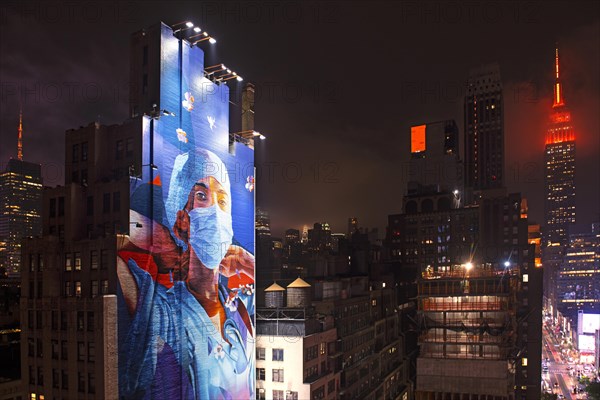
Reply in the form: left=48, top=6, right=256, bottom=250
left=188, top=205, right=233, bottom=270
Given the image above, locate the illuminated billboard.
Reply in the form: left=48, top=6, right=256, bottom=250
left=580, top=313, right=600, bottom=334
left=117, top=24, right=255, bottom=399
left=578, top=334, right=595, bottom=353
left=411, top=124, right=426, bottom=153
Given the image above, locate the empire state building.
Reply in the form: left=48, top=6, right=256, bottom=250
left=544, top=47, right=576, bottom=247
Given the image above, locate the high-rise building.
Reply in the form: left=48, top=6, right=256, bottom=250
left=307, top=222, right=332, bottom=252
left=542, top=47, right=577, bottom=315
left=256, top=208, right=271, bottom=238
left=543, top=47, right=576, bottom=246
left=556, top=223, right=600, bottom=318
left=21, top=21, right=256, bottom=400
left=394, top=191, right=543, bottom=400
left=409, top=120, right=462, bottom=195
left=330, top=233, right=345, bottom=254
left=256, top=208, right=275, bottom=287
left=464, top=64, right=504, bottom=203
left=284, top=228, right=302, bottom=266
left=0, top=112, right=43, bottom=277
left=301, top=225, right=309, bottom=244
left=347, top=217, right=358, bottom=237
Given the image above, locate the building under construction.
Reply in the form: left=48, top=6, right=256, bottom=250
left=388, top=191, right=543, bottom=400
left=415, top=267, right=522, bottom=399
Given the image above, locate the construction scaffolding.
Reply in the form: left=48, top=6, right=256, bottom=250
left=417, top=273, right=517, bottom=360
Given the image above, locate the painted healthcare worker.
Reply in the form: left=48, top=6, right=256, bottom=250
left=117, top=148, right=255, bottom=400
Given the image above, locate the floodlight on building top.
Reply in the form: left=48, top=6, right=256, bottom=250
left=150, top=104, right=176, bottom=119
left=216, top=70, right=243, bottom=82
left=192, top=36, right=217, bottom=46
left=193, top=26, right=201, bottom=33
left=206, top=64, right=226, bottom=71
left=465, top=262, right=473, bottom=271
left=172, top=21, right=195, bottom=34
left=231, top=130, right=265, bottom=140
left=189, top=31, right=207, bottom=40
left=504, top=261, right=511, bottom=268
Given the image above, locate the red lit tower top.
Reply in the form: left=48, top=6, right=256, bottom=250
left=546, top=46, right=575, bottom=144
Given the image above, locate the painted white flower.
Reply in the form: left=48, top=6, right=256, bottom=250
left=176, top=128, right=188, bottom=143
left=207, top=115, right=216, bottom=130
left=182, top=91, right=194, bottom=112
left=245, top=175, right=254, bottom=192
left=240, top=284, right=254, bottom=296
left=225, top=297, right=238, bottom=312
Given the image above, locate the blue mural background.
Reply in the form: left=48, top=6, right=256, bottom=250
left=117, top=23, right=255, bottom=399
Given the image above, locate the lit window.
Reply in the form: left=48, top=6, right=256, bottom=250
left=522, top=274, right=528, bottom=282
left=521, top=357, right=527, bottom=366
left=74, top=252, right=82, bottom=271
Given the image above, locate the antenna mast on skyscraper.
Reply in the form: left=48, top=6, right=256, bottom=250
left=17, top=108, right=23, bottom=161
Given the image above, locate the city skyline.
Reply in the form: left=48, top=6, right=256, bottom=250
left=0, top=1, right=598, bottom=236
left=2, top=3, right=599, bottom=399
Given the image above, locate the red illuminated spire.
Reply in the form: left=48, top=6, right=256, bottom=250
left=17, top=108, right=23, bottom=161
left=553, top=46, right=565, bottom=108
left=546, top=45, right=574, bottom=145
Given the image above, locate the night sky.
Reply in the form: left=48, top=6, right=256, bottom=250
left=1, top=1, right=598, bottom=237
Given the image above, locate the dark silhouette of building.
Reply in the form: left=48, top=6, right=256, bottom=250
left=464, top=64, right=504, bottom=203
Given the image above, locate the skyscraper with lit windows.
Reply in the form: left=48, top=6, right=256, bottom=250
left=542, top=47, right=577, bottom=314
left=0, top=112, right=43, bottom=277
left=463, top=63, right=504, bottom=204
left=544, top=47, right=576, bottom=247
